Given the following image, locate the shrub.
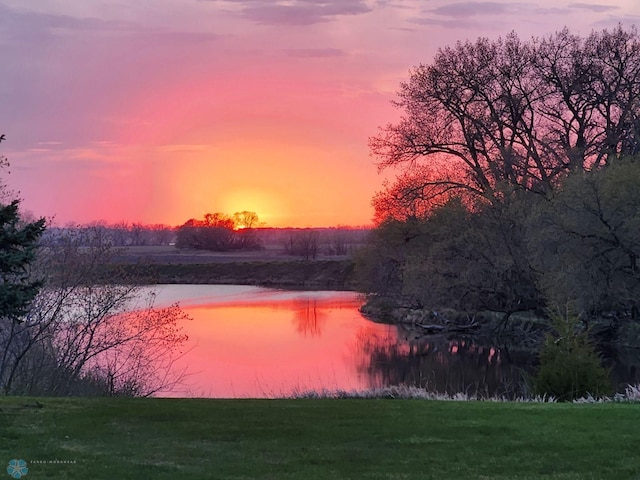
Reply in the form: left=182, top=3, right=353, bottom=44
left=532, top=309, right=612, bottom=401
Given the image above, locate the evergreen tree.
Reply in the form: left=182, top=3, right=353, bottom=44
left=0, top=200, right=45, bottom=320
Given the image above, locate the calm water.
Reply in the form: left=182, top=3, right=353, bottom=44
left=147, top=285, right=640, bottom=398
left=145, top=285, right=528, bottom=398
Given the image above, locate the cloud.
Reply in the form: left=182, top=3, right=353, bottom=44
left=430, top=1, right=529, bottom=18
left=0, top=4, right=123, bottom=43
left=0, top=4, right=220, bottom=47
left=409, top=16, right=475, bottom=28
left=409, top=1, right=575, bottom=29
left=0, top=3, right=225, bottom=150
left=592, top=14, right=640, bottom=28
left=568, top=3, right=619, bottom=13
left=284, top=48, right=345, bottom=57
left=206, top=0, right=372, bottom=25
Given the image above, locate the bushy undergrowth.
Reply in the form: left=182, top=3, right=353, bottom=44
left=531, top=310, right=612, bottom=401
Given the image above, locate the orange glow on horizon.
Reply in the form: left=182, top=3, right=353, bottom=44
left=149, top=139, right=379, bottom=228
left=220, top=188, right=285, bottom=227
left=4, top=2, right=632, bottom=229
left=8, top=39, right=388, bottom=229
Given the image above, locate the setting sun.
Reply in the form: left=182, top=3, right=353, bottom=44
left=221, top=188, right=284, bottom=227
left=3, top=1, right=637, bottom=229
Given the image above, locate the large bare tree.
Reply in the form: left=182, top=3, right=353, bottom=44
left=371, top=25, right=640, bottom=221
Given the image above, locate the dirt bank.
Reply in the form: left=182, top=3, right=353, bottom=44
left=110, top=258, right=358, bottom=290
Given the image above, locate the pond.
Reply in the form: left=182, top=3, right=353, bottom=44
left=148, top=285, right=640, bottom=398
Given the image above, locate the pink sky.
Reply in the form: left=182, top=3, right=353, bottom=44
left=1, top=1, right=639, bottom=227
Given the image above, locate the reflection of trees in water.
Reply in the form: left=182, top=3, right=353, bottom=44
left=290, top=298, right=360, bottom=337
left=291, top=299, right=327, bottom=337
left=352, top=324, right=535, bottom=398
left=347, top=321, right=640, bottom=397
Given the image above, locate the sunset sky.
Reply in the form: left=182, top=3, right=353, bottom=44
left=1, top=1, right=639, bottom=227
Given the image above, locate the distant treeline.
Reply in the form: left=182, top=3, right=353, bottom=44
left=258, top=227, right=371, bottom=259
left=174, top=212, right=371, bottom=258
left=43, top=223, right=176, bottom=247
left=43, top=220, right=371, bottom=258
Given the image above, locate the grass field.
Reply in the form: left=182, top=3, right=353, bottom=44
left=1, top=397, right=640, bottom=479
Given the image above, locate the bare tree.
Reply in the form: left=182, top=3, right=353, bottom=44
left=533, top=27, right=640, bottom=171
left=233, top=211, right=260, bottom=229
left=176, top=212, right=263, bottom=251
left=284, top=229, right=320, bottom=260
left=1, top=230, right=189, bottom=396
left=329, top=230, right=349, bottom=256
left=371, top=25, right=640, bottom=221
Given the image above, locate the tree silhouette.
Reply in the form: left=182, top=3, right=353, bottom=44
left=0, top=200, right=45, bottom=320
left=371, top=25, right=640, bottom=220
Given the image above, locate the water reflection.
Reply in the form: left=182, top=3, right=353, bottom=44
left=352, top=324, right=533, bottom=398
left=292, top=299, right=326, bottom=337
left=148, top=285, right=639, bottom=398
left=151, top=287, right=377, bottom=397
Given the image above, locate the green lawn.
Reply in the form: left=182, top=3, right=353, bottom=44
left=1, top=397, right=639, bottom=479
